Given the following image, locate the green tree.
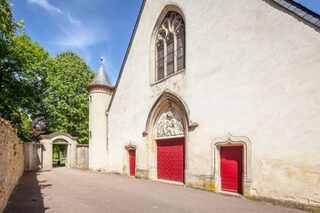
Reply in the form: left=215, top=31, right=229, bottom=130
left=0, top=0, right=16, bottom=56
left=0, top=0, right=20, bottom=117
left=44, top=52, right=93, bottom=144
left=10, top=34, right=51, bottom=112
left=0, top=34, right=51, bottom=141
left=17, top=112, right=33, bottom=142
left=0, top=0, right=51, bottom=142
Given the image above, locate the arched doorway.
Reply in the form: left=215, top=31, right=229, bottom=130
left=39, top=132, right=77, bottom=170
left=144, top=91, right=197, bottom=183
left=155, top=106, right=185, bottom=182
left=52, top=139, right=68, bottom=167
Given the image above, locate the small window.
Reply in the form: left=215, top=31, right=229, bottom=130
left=155, top=11, right=185, bottom=82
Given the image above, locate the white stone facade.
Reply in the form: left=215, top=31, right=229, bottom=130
left=88, top=86, right=112, bottom=171
left=89, top=0, right=320, bottom=210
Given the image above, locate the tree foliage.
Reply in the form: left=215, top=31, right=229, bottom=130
left=0, top=0, right=50, bottom=142
left=1, top=1, right=93, bottom=143
left=0, top=0, right=16, bottom=50
left=17, top=112, right=33, bottom=142
left=44, top=52, right=93, bottom=144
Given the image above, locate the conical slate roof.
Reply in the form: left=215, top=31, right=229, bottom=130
left=90, top=58, right=112, bottom=87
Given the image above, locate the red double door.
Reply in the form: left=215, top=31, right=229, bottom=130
left=220, top=146, right=243, bottom=194
left=157, top=137, right=184, bottom=182
left=129, top=150, right=136, bottom=176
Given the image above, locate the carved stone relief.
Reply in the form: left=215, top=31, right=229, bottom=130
left=124, top=142, right=136, bottom=150
left=155, top=106, right=184, bottom=138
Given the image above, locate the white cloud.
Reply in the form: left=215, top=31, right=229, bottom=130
left=56, top=28, right=98, bottom=48
left=55, top=17, right=107, bottom=49
left=66, top=12, right=81, bottom=26
left=27, top=0, right=107, bottom=50
left=27, top=0, right=62, bottom=15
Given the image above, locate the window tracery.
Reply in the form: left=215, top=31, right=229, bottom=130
left=155, top=11, right=185, bottom=81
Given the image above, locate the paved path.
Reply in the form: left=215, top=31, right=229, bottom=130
left=5, top=168, right=305, bottom=213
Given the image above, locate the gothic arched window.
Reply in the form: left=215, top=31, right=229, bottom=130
left=155, top=11, right=185, bottom=81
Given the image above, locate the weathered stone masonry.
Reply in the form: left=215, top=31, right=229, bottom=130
left=0, top=119, right=24, bottom=212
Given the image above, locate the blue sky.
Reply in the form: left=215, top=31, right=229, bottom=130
left=9, top=0, right=320, bottom=84
left=295, top=0, right=320, bottom=14
left=10, top=0, right=143, bottom=84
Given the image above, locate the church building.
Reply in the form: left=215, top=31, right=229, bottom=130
left=88, top=0, right=320, bottom=211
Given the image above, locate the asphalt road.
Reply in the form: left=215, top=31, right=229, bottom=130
left=4, top=168, right=305, bottom=213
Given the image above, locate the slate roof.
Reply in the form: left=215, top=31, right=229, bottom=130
left=90, top=59, right=112, bottom=87
left=273, top=0, right=320, bottom=28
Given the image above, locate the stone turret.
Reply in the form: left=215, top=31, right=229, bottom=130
left=87, top=58, right=113, bottom=171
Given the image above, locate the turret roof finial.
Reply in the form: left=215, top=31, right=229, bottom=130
left=89, top=57, right=112, bottom=87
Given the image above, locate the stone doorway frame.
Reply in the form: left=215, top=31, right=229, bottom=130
left=52, top=139, right=69, bottom=167
left=211, top=134, right=252, bottom=196
left=39, top=132, right=77, bottom=170
left=144, top=90, right=197, bottom=183
left=124, top=142, right=137, bottom=176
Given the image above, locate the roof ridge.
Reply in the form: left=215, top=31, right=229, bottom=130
left=107, top=0, right=147, bottom=111
left=273, top=0, right=320, bottom=28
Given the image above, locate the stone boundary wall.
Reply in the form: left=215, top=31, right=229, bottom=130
left=24, top=143, right=42, bottom=171
left=0, top=119, right=24, bottom=212
left=76, top=144, right=89, bottom=169
left=23, top=140, right=89, bottom=171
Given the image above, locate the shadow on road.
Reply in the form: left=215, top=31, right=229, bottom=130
left=4, top=170, right=51, bottom=213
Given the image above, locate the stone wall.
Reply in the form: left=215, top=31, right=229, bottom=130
left=23, top=137, right=89, bottom=170
left=76, top=144, right=89, bottom=169
left=0, top=119, right=24, bottom=212
left=24, top=143, right=43, bottom=171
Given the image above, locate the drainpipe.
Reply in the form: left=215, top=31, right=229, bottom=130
left=105, top=109, right=109, bottom=172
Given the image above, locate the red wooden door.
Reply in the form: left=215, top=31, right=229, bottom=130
left=220, top=146, right=243, bottom=194
left=129, top=150, right=136, bottom=176
left=157, top=137, right=184, bottom=182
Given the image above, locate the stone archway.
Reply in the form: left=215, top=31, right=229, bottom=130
left=144, top=90, right=198, bottom=135
left=144, top=91, right=197, bottom=183
left=39, top=132, right=77, bottom=170
left=52, top=138, right=68, bottom=167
